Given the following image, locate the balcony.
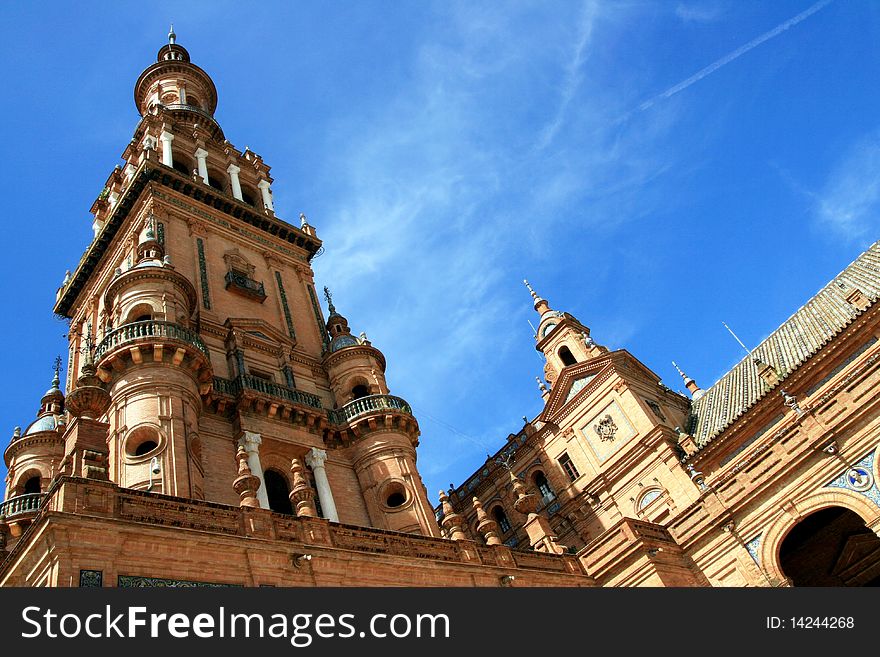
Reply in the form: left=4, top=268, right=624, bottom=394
left=329, top=394, right=414, bottom=425
left=95, top=320, right=210, bottom=362
left=224, top=270, right=267, bottom=302
left=213, top=375, right=323, bottom=410
left=0, top=493, right=45, bottom=520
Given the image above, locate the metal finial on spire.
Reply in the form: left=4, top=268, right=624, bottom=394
left=300, top=212, right=309, bottom=228
left=523, top=279, right=538, bottom=301
left=323, top=286, right=336, bottom=314
left=52, top=356, right=63, bottom=389
left=672, top=360, right=693, bottom=384
left=168, top=24, right=176, bottom=45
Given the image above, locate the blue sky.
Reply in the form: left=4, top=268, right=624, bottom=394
left=0, top=1, right=877, bottom=500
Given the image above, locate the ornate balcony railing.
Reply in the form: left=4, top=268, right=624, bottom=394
left=162, top=103, right=217, bottom=123
left=329, top=394, right=414, bottom=425
left=0, top=493, right=45, bottom=519
left=95, top=320, right=209, bottom=361
left=224, top=271, right=267, bottom=301
left=213, top=375, right=323, bottom=410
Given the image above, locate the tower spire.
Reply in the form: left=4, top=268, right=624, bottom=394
left=672, top=361, right=704, bottom=400
left=323, top=285, right=337, bottom=315
left=523, top=279, right=550, bottom=314
left=168, top=24, right=176, bottom=45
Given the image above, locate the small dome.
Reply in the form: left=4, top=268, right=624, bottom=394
left=329, top=334, right=359, bottom=352
left=24, top=414, right=59, bottom=436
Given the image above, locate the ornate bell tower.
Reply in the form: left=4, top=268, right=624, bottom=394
left=38, top=30, right=439, bottom=537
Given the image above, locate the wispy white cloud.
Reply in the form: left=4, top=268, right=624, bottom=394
left=535, top=0, right=599, bottom=150
left=813, top=129, right=880, bottom=240
left=675, top=2, right=725, bottom=24
left=311, top=1, right=684, bottom=494
left=639, top=0, right=833, bottom=112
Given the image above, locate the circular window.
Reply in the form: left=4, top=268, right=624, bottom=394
left=134, top=440, right=158, bottom=456
left=386, top=491, right=406, bottom=508
left=126, top=426, right=162, bottom=458
left=380, top=481, right=409, bottom=510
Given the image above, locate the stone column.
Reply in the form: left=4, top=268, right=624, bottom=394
left=194, top=148, right=209, bottom=184
left=159, top=131, right=174, bottom=167
left=305, top=447, right=339, bottom=522
left=227, top=164, right=243, bottom=200
left=257, top=179, right=274, bottom=211
left=237, top=431, right=269, bottom=509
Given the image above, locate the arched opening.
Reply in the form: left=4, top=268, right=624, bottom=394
left=558, top=346, right=577, bottom=367
left=125, top=303, right=155, bottom=325
left=22, top=476, right=41, bottom=495
left=240, top=186, right=257, bottom=207
left=492, top=506, right=511, bottom=534
left=779, top=507, right=880, bottom=586
left=263, top=469, right=293, bottom=515
left=207, top=170, right=226, bottom=193
left=351, top=384, right=370, bottom=400
left=172, top=156, right=193, bottom=177
left=187, top=95, right=202, bottom=109
left=532, top=471, right=555, bottom=505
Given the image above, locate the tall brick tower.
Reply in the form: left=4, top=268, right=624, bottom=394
left=41, top=30, right=439, bottom=536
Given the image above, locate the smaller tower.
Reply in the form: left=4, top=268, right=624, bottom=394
left=672, top=361, right=705, bottom=400
left=524, top=280, right=606, bottom=387
left=2, top=363, right=67, bottom=538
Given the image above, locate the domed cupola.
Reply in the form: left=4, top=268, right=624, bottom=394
left=324, top=287, right=360, bottom=353
left=3, top=361, right=68, bottom=533
left=133, top=27, right=219, bottom=119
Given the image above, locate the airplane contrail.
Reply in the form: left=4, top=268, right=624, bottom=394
left=638, top=0, right=834, bottom=112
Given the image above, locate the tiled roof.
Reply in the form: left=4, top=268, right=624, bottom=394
left=691, top=241, right=880, bottom=449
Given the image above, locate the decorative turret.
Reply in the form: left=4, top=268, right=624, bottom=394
left=322, top=286, right=389, bottom=402
left=524, top=279, right=606, bottom=387
left=3, top=362, right=68, bottom=537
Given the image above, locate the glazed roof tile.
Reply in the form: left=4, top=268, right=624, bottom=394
left=691, top=241, right=880, bottom=449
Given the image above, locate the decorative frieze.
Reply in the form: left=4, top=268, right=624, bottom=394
left=196, top=237, right=211, bottom=310
left=275, top=271, right=296, bottom=340
left=307, top=284, right=329, bottom=350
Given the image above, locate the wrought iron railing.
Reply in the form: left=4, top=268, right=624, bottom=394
left=162, top=103, right=217, bottom=123
left=224, top=271, right=266, bottom=300
left=212, top=375, right=323, bottom=410
left=95, top=320, right=209, bottom=361
left=0, top=493, right=45, bottom=519
left=329, top=394, right=414, bottom=425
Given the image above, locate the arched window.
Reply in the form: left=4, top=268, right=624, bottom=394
left=351, top=384, right=370, bottom=400
left=207, top=170, right=225, bottom=192
left=23, top=476, right=41, bottom=495
left=558, top=346, right=577, bottom=367
left=533, top=471, right=554, bottom=504
left=263, top=469, right=293, bottom=515
left=492, top=506, right=511, bottom=534
left=125, top=426, right=161, bottom=458
left=187, top=95, right=202, bottom=109
left=240, top=186, right=257, bottom=207
left=172, top=156, right=193, bottom=177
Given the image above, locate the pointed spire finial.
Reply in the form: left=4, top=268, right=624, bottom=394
left=524, top=279, right=538, bottom=301
left=168, top=24, right=176, bottom=45
left=672, top=361, right=692, bottom=384
left=300, top=212, right=309, bottom=228
left=323, top=286, right=336, bottom=314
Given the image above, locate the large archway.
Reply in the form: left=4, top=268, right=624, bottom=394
left=779, top=506, right=880, bottom=586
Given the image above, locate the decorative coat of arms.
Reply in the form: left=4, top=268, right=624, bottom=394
left=594, top=414, right=618, bottom=442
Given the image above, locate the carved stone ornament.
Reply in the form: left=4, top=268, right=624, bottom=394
left=594, top=414, right=618, bottom=442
